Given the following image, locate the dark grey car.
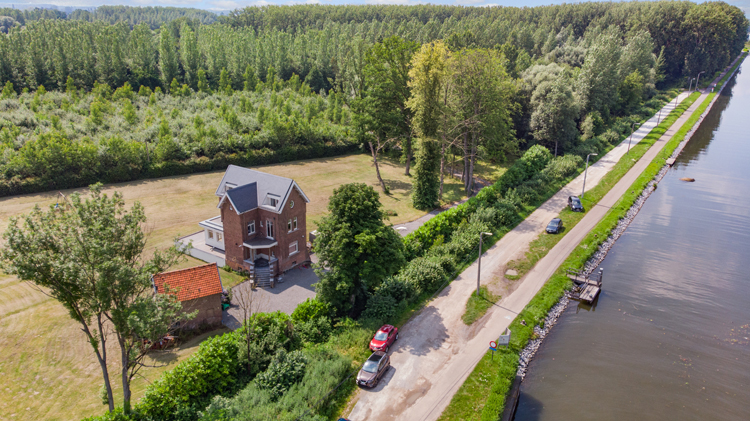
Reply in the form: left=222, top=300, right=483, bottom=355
left=546, top=218, right=563, bottom=234
left=356, top=351, right=390, bottom=388
left=568, top=196, right=584, bottom=212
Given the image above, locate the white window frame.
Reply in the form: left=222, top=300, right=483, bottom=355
left=247, top=221, right=255, bottom=235
left=217, top=232, right=223, bottom=242
left=293, top=217, right=298, bottom=231
left=287, top=218, right=292, bottom=233
left=266, top=219, right=274, bottom=239
left=289, top=241, right=299, bottom=256
left=208, top=230, right=214, bottom=239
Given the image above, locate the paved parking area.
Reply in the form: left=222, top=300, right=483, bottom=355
left=222, top=264, right=318, bottom=329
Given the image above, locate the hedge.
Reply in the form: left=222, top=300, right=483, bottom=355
left=0, top=142, right=358, bottom=197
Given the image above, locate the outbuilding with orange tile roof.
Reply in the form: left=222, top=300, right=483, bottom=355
left=152, top=263, right=224, bottom=329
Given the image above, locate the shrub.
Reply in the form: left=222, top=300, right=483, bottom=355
left=291, top=298, right=332, bottom=323
left=360, top=293, right=398, bottom=325
left=398, top=256, right=447, bottom=293
left=255, top=350, right=308, bottom=402
left=375, top=275, right=418, bottom=303
left=295, top=316, right=333, bottom=344
left=136, top=332, right=243, bottom=421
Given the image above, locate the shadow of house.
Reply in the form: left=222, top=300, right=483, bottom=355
left=152, top=263, right=224, bottom=329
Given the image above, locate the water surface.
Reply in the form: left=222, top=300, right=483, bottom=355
left=515, top=63, right=750, bottom=421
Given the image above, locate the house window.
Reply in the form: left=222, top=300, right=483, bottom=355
left=293, top=217, right=298, bottom=231
left=289, top=241, right=299, bottom=256
left=270, top=198, right=278, bottom=207
left=217, top=233, right=223, bottom=242
left=267, top=220, right=274, bottom=239
left=208, top=230, right=214, bottom=239
left=288, top=219, right=292, bottom=232
left=247, top=221, right=255, bottom=235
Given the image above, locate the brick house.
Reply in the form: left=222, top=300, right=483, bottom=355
left=152, top=263, right=224, bottom=329
left=197, top=165, right=310, bottom=285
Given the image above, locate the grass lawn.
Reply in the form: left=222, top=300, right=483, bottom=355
left=462, top=286, right=501, bottom=325
left=0, top=152, right=510, bottom=420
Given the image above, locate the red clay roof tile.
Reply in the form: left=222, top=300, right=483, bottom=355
left=152, top=263, right=223, bottom=302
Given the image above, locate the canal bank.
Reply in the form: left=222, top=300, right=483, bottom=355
left=513, top=57, right=750, bottom=420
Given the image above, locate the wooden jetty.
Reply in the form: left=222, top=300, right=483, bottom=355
left=567, top=268, right=603, bottom=304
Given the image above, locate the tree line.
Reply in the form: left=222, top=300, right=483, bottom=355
left=0, top=5, right=215, bottom=31
left=0, top=2, right=746, bottom=95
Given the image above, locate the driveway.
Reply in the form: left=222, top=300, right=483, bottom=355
left=222, top=264, right=318, bottom=329
left=347, top=91, right=696, bottom=420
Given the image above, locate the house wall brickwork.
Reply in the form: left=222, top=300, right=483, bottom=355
left=220, top=187, right=309, bottom=274
left=181, top=294, right=222, bottom=328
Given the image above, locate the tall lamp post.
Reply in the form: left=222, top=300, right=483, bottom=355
left=476, top=232, right=493, bottom=296
left=688, top=77, right=696, bottom=92
left=695, top=71, right=706, bottom=91
left=581, top=153, right=598, bottom=199
left=627, top=122, right=640, bottom=154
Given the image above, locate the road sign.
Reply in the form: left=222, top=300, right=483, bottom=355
left=489, top=340, right=497, bottom=351
left=497, top=328, right=511, bottom=346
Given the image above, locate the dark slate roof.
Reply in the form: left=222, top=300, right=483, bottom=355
left=226, top=182, right=258, bottom=214
left=215, top=165, right=310, bottom=214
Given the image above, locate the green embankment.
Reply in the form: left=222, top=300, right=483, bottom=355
left=441, top=72, right=737, bottom=419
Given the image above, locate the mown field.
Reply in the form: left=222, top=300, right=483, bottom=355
left=0, top=152, right=506, bottom=421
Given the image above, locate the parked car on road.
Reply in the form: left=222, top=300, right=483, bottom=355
left=357, top=351, right=390, bottom=388
left=568, top=196, right=584, bottom=212
left=546, top=218, right=563, bottom=234
left=369, top=324, right=399, bottom=352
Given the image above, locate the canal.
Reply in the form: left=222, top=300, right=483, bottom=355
left=514, top=61, right=750, bottom=421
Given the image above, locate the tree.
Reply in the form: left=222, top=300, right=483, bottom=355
left=197, top=68, right=211, bottom=93
left=158, top=27, right=179, bottom=88
left=0, top=185, right=187, bottom=414
left=354, top=36, right=419, bottom=192
left=407, top=41, right=449, bottom=208
left=575, top=27, right=622, bottom=117
left=243, top=64, right=257, bottom=91
left=179, top=22, right=200, bottom=89
left=530, top=75, right=579, bottom=156
left=313, top=183, right=405, bottom=315
left=449, top=48, right=516, bottom=194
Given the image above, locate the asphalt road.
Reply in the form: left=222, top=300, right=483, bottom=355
left=347, top=90, right=702, bottom=421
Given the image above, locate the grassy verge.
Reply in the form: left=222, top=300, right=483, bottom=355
left=462, top=286, right=501, bottom=325
left=441, top=91, right=715, bottom=420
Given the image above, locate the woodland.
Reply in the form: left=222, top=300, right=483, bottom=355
left=0, top=2, right=747, bottom=199
left=0, top=3, right=748, bottom=421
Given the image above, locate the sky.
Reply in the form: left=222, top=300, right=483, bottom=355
left=0, top=0, right=747, bottom=16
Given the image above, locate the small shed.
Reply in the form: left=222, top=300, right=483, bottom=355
left=152, top=263, right=224, bottom=329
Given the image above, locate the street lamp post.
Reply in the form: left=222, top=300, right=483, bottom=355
left=695, top=71, right=706, bottom=91
left=581, top=153, right=598, bottom=199
left=477, top=232, right=493, bottom=296
left=627, top=122, right=640, bottom=154
left=688, top=77, right=695, bottom=92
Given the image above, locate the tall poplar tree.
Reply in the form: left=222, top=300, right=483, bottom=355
left=407, top=41, right=449, bottom=210
left=158, top=27, right=179, bottom=89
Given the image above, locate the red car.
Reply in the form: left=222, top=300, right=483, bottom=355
left=369, top=324, right=399, bottom=352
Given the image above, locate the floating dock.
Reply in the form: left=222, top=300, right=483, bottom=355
left=567, top=268, right=603, bottom=304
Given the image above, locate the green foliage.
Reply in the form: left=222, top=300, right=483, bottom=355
left=360, top=293, right=399, bottom=326
left=581, top=111, right=605, bottom=140
left=255, top=350, right=308, bottom=402
left=1, top=81, right=15, bottom=99
left=137, top=332, right=243, bottom=421
left=291, top=298, right=332, bottom=323
left=200, top=347, right=350, bottom=421
left=314, top=183, right=406, bottom=315
left=411, top=139, right=441, bottom=210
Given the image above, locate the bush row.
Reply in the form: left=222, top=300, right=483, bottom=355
left=0, top=142, right=357, bottom=197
